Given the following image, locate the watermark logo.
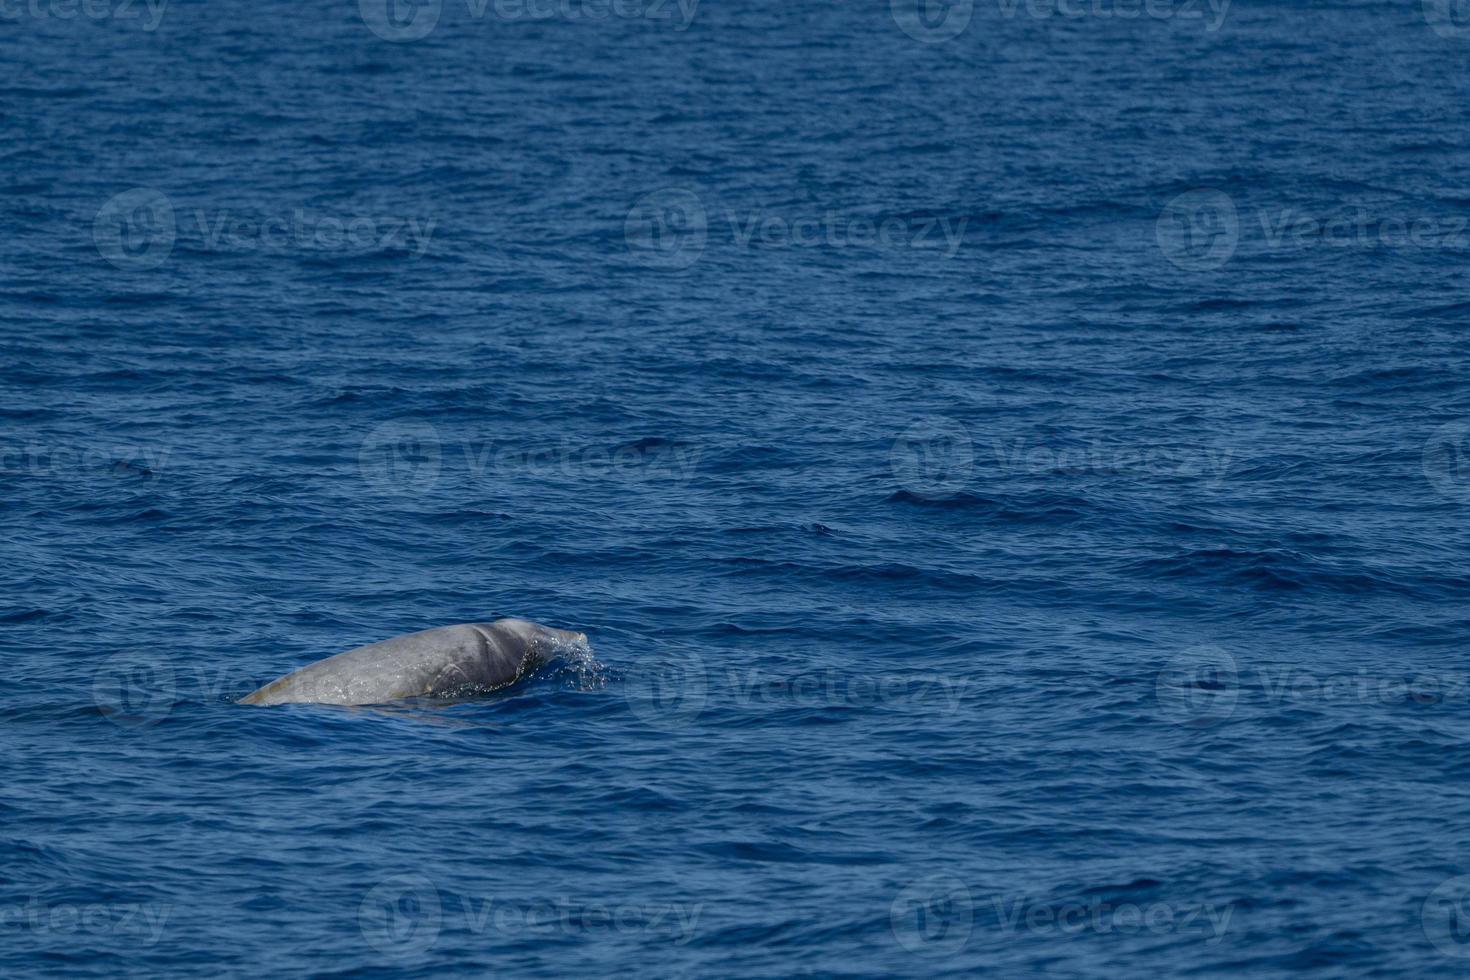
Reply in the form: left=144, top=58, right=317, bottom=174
left=359, top=421, right=443, bottom=495
left=1424, top=0, right=1470, bottom=39
left=625, top=188, right=708, bottom=270
left=1424, top=875, right=1470, bottom=957
left=360, top=0, right=442, bottom=40
left=890, top=875, right=974, bottom=955
left=625, top=649, right=708, bottom=727
left=1155, top=645, right=1239, bottom=726
left=891, top=0, right=974, bottom=42
left=93, top=652, right=177, bottom=728
left=359, top=874, right=443, bottom=956
left=94, top=656, right=278, bottom=726
left=94, top=189, right=176, bottom=270
left=890, top=417, right=973, bottom=500
left=1423, top=421, right=1470, bottom=502
left=1156, top=189, right=1239, bottom=271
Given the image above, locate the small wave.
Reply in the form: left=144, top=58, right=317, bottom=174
left=1124, top=547, right=1416, bottom=596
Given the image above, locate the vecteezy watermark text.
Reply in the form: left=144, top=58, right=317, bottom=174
left=358, top=874, right=702, bottom=956
left=191, top=210, right=435, bottom=256
left=624, top=188, right=967, bottom=269
left=625, top=650, right=968, bottom=727
left=724, top=211, right=967, bottom=257
left=1158, top=189, right=1470, bottom=270
left=986, top=895, right=1232, bottom=944
left=358, top=422, right=701, bottom=494
left=93, top=188, right=434, bottom=270
left=0, top=899, right=172, bottom=946
left=359, top=0, right=698, bottom=42
left=989, top=437, right=1234, bottom=483
left=889, top=0, right=1229, bottom=43
left=1157, top=646, right=1470, bottom=727
left=889, top=875, right=1232, bottom=955
left=888, top=417, right=1237, bottom=500
left=725, top=669, right=967, bottom=712
left=0, top=443, right=170, bottom=481
left=0, top=0, right=167, bottom=30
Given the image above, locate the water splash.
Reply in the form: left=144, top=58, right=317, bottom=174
left=548, top=635, right=607, bottom=692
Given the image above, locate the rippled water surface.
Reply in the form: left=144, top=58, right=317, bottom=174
left=5, top=0, right=1470, bottom=975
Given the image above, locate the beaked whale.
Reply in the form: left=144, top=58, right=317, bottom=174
left=239, top=619, right=587, bottom=706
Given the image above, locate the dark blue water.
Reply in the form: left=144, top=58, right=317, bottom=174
left=6, top=0, right=1470, bottom=975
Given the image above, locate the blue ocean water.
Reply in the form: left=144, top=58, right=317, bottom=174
left=5, top=0, right=1470, bottom=974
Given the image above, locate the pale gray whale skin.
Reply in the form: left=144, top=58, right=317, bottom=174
left=239, top=619, right=587, bottom=706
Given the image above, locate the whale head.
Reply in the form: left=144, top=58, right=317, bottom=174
left=492, top=618, right=588, bottom=664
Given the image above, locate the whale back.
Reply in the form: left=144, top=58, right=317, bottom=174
left=240, top=621, right=543, bottom=706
